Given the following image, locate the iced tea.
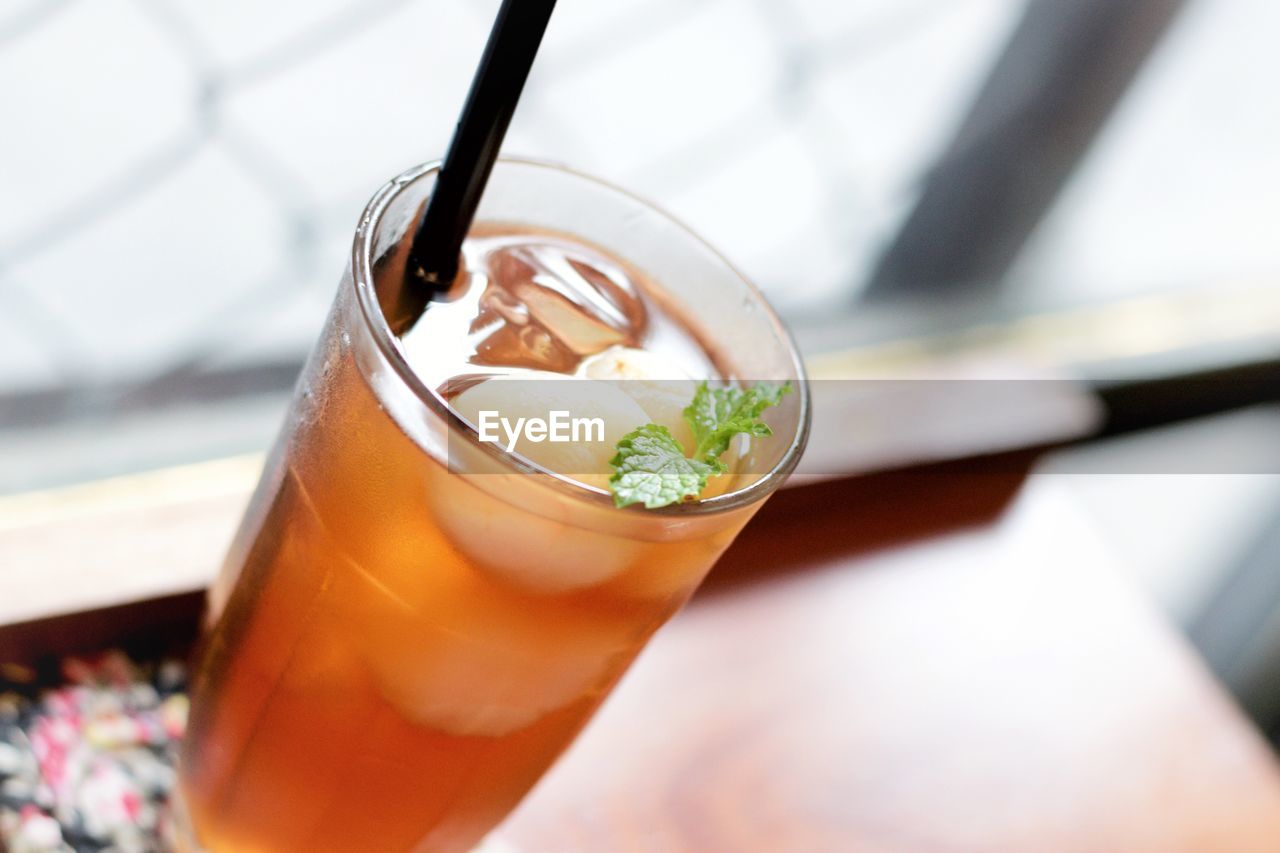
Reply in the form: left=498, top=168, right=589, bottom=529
left=176, top=161, right=807, bottom=851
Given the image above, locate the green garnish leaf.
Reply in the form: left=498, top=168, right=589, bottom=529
left=608, top=424, right=718, bottom=509
left=609, top=381, right=791, bottom=509
left=685, top=381, right=792, bottom=465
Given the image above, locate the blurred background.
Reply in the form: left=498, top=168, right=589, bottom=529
left=1, top=0, right=1279, bottom=736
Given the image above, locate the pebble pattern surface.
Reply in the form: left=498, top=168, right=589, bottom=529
left=0, top=652, right=188, bottom=852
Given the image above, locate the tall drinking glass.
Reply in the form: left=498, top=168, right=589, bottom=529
left=176, top=160, right=810, bottom=851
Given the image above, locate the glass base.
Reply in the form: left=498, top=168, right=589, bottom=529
left=166, top=785, right=204, bottom=852
left=166, top=786, right=519, bottom=853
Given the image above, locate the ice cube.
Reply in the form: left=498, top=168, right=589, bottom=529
left=578, top=345, right=698, bottom=452
left=352, top=537, right=636, bottom=737
left=427, top=465, right=641, bottom=594
left=577, top=345, right=689, bottom=382
left=469, top=238, right=648, bottom=371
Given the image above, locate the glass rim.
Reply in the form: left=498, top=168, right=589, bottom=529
left=350, top=157, right=811, bottom=517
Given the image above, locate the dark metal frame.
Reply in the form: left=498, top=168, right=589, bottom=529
left=865, top=0, right=1188, bottom=299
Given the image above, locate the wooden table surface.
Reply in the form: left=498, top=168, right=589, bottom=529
left=4, top=461, right=1280, bottom=850
left=500, top=468, right=1280, bottom=852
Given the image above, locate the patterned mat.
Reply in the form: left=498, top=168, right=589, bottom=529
left=0, top=653, right=188, bottom=852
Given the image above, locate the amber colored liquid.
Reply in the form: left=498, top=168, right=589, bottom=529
left=177, top=234, right=758, bottom=850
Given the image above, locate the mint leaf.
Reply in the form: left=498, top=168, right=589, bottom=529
left=608, top=381, right=791, bottom=509
left=685, top=381, right=792, bottom=465
left=609, top=424, right=718, bottom=509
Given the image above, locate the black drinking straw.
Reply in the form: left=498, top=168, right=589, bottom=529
left=400, top=0, right=558, bottom=321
